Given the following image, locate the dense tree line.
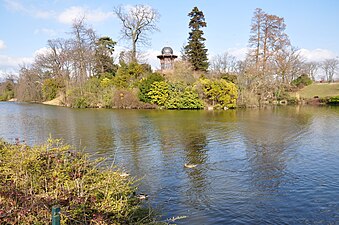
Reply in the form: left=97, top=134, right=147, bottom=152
left=208, top=8, right=338, bottom=106
left=1, top=6, right=338, bottom=108
left=0, top=5, right=237, bottom=109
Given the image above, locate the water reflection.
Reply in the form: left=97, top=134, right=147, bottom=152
left=238, top=108, right=311, bottom=193
left=1, top=103, right=339, bottom=224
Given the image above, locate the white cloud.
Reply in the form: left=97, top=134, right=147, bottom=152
left=4, top=0, right=55, bottom=19
left=112, top=45, right=161, bottom=70
left=34, top=10, right=55, bottom=19
left=4, top=1, right=113, bottom=25
left=209, top=47, right=248, bottom=62
left=297, top=48, right=337, bottom=62
left=4, top=0, right=25, bottom=12
left=0, top=47, right=55, bottom=79
left=144, top=49, right=161, bottom=70
left=0, top=55, right=33, bottom=80
left=33, top=47, right=52, bottom=57
left=0, top=54, right=33, bottom=79
left=34, top=28, right=57, bottom=37
left=227, top=47, right=248, bottom=60
left=0, top=40, right=6, bottom=50
left=58, top=6, right=115, bottom=24
left=0, top=69, right=19, bottom=80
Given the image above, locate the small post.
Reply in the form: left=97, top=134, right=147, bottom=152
left=52, top=205, right=60, bottom=225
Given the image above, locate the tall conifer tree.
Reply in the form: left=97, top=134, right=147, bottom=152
left=184, top=7, right=208, bottom=71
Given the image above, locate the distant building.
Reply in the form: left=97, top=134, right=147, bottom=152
left=157, top=47, right=177, bottom=71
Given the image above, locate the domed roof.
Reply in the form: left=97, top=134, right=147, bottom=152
left=161, top=47, right=173, bottom=55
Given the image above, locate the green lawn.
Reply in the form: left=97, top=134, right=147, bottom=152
left=296, top=83, right=339, bottom=98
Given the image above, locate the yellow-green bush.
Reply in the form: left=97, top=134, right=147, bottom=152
left=198, top=78, right=238, bottom=109
left=0, top=138, right=156, bottom=224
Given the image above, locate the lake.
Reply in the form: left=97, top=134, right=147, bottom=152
left=1, top=102, right=339, bottom=224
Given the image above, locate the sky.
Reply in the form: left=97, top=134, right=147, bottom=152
left=1, top=0, right=339, bottom=78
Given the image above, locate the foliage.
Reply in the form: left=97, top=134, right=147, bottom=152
left=66, top=78, right=104, bottom=108
left=113, top=63, right=145, bottom=88
left=148, top=81, right=204, bottom=109
left=286, top=96, right=299, bottom=105
left=100, top=77, right=114, bottom=88
left=113, top=70, right=131, bottom=89
left=138, top=73, right=165, bottom=103
left=42, top=78, right=65, bottom=101
left=94, top=36, right=117, bottom=75
left=66, top=87, right=90, bottom=108
left=184, top=7, right=209, bottom=71
left=328, top=96, right=339, bottom=105
left=0, top=80, right=15, bottom=101
left=291, top=74, right=313, bottom=88
left=199, top=78, right=238, bottom=109
left=128, top=62, right=146, bottom=79
left=148, top=81, right=170, bottom=107
left=221, top=73, right=238, bottom=84
left=0, top=138, right=157, bottom=224
left=165, top=85, right=204, bottom=109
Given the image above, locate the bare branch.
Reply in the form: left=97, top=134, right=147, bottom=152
left=114, top=4, right=160, bottom=62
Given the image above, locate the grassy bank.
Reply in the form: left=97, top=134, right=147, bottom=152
left=295, top=82, right=339, bottom=98
left=0, top=138, right=157, bottom=224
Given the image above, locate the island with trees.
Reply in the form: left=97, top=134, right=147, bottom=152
left=1, top=5, right=338, bottom=108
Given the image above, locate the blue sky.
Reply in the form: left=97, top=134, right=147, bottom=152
left=1, top=0, right=339, bottom=77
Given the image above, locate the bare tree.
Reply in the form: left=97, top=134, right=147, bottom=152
left=302, top=61, right=319, bottom=81
left=114, top=5, right=160, bottom=62
left=322, top=58, right=339, bottom=82
left=70, top=18, right=97, bottom=85
left=16, top=64, right=44, bottom=102
left=248, top=8, right=290, bottom=76
left=34, top=38, right=71, bottom=81
left=209, top=52, right=237, bottom=74
left=274, top=46, right=303, bottom=83
left=239, top=8, right=294, bottom=106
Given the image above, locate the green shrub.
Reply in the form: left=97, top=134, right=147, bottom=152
left=0, top=138, right=156, bottom=224
left=291, top=74, right=313, bottom=88
left=165, top=85, right=204, bottom=109
left=73, top=96, right=90, bottom=108
left=147, top=82, right=204, bottom=109
left=198, top=78, right=238, bottom=109
left=286, top=97, right=298, bottom=105
left=66, top=88, right=90, bottom=108
left=42, top=78, right=65, bottom=101
left=148, top=81, right=171, bottom=107
left=328, top=96, right=339, bottom=105
left=221, top=73, right=237, bottom=84
left=0, top=80, right=15, bottom=101
left=138, top=73, right=165, bottom=103
left=100, top=77, right=114, bottom=88
left=0, top=90, right=14, bottom=101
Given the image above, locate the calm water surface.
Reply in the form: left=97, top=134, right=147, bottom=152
left=1, top=102, right=339, bottom=224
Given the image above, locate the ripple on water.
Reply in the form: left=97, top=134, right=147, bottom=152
left=1, top=104, right=339, bottom=224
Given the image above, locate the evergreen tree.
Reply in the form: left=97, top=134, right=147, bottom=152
left=95, top=36, right=117, bottom=76
left=184, top=7, right=209, bottom=71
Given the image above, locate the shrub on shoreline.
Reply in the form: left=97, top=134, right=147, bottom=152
left=0, top=138, right=156, bottom=224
